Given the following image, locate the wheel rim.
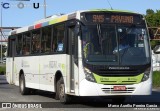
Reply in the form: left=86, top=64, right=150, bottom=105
left=20, top=79, right=24, bottom=92
left=59, top=84, right=65, bottom=100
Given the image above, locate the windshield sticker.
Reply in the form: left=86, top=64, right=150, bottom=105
left=57, top=43, right=63, bottom=51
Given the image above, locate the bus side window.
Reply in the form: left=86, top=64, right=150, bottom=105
left=23, top=32, right=31, bottom=55
left=16, top=34, right=23, bottom=55
left=54, top=24, right=65, bottom=52
left=52, top=39, right=57, bottom=52
left=52, top=26, right=58, bottom=52
left=42, top=26, right=51, bottom=53
left=22, top=45, right=30, bottom=55
left=31, top=30, right=41, bottom=54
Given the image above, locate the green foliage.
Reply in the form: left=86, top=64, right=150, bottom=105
left=146, top=9, right=154, bottom=15
left=0, top=45, right=7, bottom=58
left=145, top=9, right=160, bottom=40
left=153, top=71, right=160, bottom=87
left=150, top=40, right=160, bottom=49
left=145, top=9, right=160, bottom=27
left=0, top=66, right=6, bottom=75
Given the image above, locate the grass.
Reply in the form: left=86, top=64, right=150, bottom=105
left=153, top=71, right=160, bottom=88
left=0, top=65, right=6, bottom=75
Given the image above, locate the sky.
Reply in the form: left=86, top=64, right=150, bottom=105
left=0, top=0, right=160, bottom=27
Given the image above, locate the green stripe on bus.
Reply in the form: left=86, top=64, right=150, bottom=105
left=93, top=73, right=143, bottom=84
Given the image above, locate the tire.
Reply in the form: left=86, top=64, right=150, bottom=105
left=57, top=77, right=71, bottom=104
left=19, top=74, right=29, bottom=95
left=55, top=80, right=60, bottom=100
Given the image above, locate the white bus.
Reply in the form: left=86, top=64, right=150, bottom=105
left=6, top=9, right=152, bottom=103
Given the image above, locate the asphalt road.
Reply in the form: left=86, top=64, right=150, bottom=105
left=0, top=75, right=160, bottom=111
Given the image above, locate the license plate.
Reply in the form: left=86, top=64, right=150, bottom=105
left=113, top=86, right=126, bottom=91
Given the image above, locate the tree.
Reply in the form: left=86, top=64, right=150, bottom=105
left=145, top=9, right=160, bottom=27
left=146, top=9, right=154, bottom=15
left=0, top=44, right=7, bottom=58
left=145, top=9, right=160, bottom=48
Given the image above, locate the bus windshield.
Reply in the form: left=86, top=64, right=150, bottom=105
left=81, top=24, right=151, bottom=65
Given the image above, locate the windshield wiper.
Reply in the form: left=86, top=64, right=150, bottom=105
left=97, top=24, right=103, bottom=54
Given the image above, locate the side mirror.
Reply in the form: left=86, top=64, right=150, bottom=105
left=153, top=45, right=160, bottom=54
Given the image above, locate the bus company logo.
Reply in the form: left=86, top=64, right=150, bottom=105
left=1, top=0, right=46, bottom=9
left=2, top=103, right=11, bottom=108
left=109, top=67, right=130, bottom=70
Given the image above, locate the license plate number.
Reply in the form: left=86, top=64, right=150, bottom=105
left=113, top=86, right=126, bottom=91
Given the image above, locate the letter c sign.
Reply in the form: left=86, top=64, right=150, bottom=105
left=1, top=2, right=10, bottom=9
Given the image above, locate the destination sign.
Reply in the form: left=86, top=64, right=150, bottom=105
left=83, top=13, right=143, bottom=24
left=93, top=15, right=105, bottom=23
left=111, top=15, right=133, bottom=23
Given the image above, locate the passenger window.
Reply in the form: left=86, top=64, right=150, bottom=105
left=23, top=32, right=31, bottom=55
left=16, top=34, right=23, bottom=55
left=31, top=30, right=41, bottom=54
left=52, top=24, right=65, bottom=52
left=41, top=27, right=51, bottom=53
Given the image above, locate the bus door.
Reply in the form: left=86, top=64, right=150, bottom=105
left=8, top=38, right=16, bottom=84
left=67, top=23, right=79, bottom=94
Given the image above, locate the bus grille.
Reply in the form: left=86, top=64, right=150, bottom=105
left=102, top=87, right=135, bottom=94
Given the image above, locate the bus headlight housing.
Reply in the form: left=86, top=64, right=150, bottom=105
left=84, top=68, right=96, bottom=82
left=142, top=67, right=151, bottom=82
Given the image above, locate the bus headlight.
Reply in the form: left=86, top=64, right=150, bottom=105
left=142, top=67, right=151, bottom=82
left=84, top=68, right=96, bottom=82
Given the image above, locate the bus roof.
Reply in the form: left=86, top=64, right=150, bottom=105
left=86, top=9, right=137, bottom=13
left=10, top=9, right=139, bottom=35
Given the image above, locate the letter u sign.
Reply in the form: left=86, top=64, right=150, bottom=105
left=33, top=3, right=39, bottom=9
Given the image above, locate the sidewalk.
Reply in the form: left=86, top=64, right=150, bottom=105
left=152, top=87, right=160, bottom=91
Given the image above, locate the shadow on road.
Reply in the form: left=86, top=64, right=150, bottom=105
left=0, top=76, right=6, bottom=80
left=0, top=75, right=160, bottom=107
left=0, top=75, right=8, bottom=85
left=0, top=82, right=8, bottom=85
left=29, top=90, right=160, bottom=107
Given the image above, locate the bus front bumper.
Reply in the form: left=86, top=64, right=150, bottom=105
left=79, top=78, right=152, bottom=96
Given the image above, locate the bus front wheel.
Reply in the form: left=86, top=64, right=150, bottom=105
left=57, top=77, right=71, bottom=104
left=19, top=74, right=29, bottom=95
